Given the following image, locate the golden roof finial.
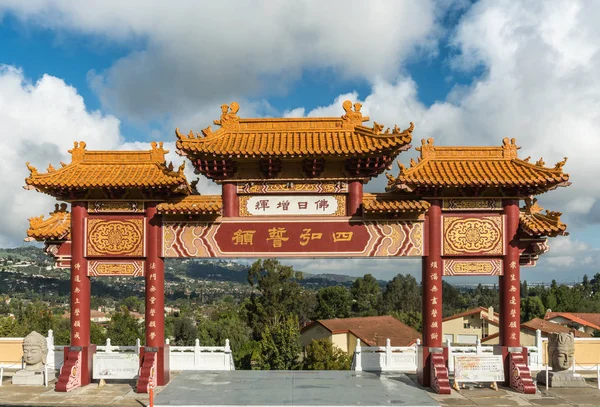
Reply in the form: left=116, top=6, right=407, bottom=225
left=150, top=141, right=168, bottom=162
left=201, top=126, right=213, bottom=137
left=177, top=161, right=186, bottom=175
left=554, top=157, right=568, bottom=171
left=385, top=172, right=396, bottom=188
left=214, top=102, right=240, bottom=129
left=410, top=158, right=417, bottom=167
left=524, top=197, right=543, bottom=214
left=372, top=122, right=384, bottom=134
left=26, top=162, right=39, bottom=176
left=535, top=157, right=546, bottom=167
left=502, top=138, right=520, bottom=159
left=341, top=100, right=369, bottom=127
left=47, top=163, right=55, bottom=173
left=68, top=141, right=87, bottom=163
left=545, top=210, right=563, bottom=225
left=416, top=138, right=435, bottom=160
left=523, top=156, right=531, bottom=163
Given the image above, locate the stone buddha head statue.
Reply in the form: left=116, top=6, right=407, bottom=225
left=22, top=331, right=48, bottom=371
left=548, top=332, right=574, bottom=372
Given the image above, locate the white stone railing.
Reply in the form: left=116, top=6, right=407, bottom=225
left=352, top=338, right=420, bottom=372
left=351, top=334, right=543, bottom=373
left=51, top=336, right=234, bottom=374
left=167, top=338, right=234, bottom=371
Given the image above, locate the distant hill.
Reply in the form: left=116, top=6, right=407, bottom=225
left=1, top=246, right=362, bottom=290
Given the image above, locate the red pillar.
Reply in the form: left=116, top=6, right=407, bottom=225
left=138, top=203, right=169, bottom=392
left=56, top=202, right=94, bottom=391
left=347, top=180, right=363, bottom=216
left=222, top=182, right=238, bottom=217
left=500, top=199, right=521, bottom=347
left=417, top=200, right=446, bottom=391
left=497, top=199, right=535, bottom=393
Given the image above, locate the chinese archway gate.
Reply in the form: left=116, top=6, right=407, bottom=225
left=24, top=101, right=569, bottom=394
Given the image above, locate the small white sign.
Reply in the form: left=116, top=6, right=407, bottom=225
left=245, top=195, right=340, bottom=216
left=454, top=355, right=504, bottom=383
left=93, top=353, right=140, bottom=380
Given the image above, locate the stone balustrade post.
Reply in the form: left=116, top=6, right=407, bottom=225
left=354, top=339, right=362, bottom=372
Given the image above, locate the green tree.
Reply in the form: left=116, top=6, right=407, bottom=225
left=380, top=274, right=421, bottom=314
left=122, top=296, right=143, bottom=312
left=254, top=315, right=301, bottom=370
left=520, top=296, right=546, bottom=322
left=303, top=338, right=351, bottom=370
left=106, top=306, right=143, bottom=345
left=172, top=316, right=196, bottom=346
left=391, top=311, right=423, bottom=332
left=0, top=316, right=19, bottom=336
left=244, top=259, right=306, bottom=339
left=351, top=274, right=381, bottom=316
left=313, top=286, right=352, bottom=320
left=196, top=303, right=253, bottom=369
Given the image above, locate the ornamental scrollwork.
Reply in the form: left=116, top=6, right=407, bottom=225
left=87, top=219, right=144, bottom=256
left=443, top=216, right=503, bottom=255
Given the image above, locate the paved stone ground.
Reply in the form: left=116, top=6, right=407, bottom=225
left=410, top=374, right=600, bottom=406
left=0, top=371, right=598, bottom=406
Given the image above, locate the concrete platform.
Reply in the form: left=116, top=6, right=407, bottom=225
left=1, top=370, right=599, bottom=406
left=154, top=371, right=439, bottom=407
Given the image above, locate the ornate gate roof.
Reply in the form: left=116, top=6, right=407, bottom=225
left=25, top=142, right=190, bottom=199
left=387, top=138, right=570, bottom=196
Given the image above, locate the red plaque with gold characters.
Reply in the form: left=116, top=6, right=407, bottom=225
left=163, top=219, right=423, bottom=258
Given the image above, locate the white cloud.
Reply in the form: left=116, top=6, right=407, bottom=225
left=0, top=0, right=441, bottom=122
left=288, top=0, right=600, bottom=229
left=0, top=66, right=119, bottom=246
left=0, top=66, right=218, bottom=247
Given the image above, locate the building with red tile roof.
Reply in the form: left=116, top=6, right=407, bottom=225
left=300, top=316, right=421, bottom=355
left=544, top=311, right=600, bottom=335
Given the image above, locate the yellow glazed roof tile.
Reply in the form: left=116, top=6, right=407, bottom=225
left=519, top=198, right=568, bottom=237
left=176, top=101, right=413, bottom=158
left=362, top=193, right=430, bottom=214
left=25, top=142, right=190, bottom=197
left=156, top=195, right=222, bottom=215
left=25, top=203, right=71, bottom=241
left=388, top=138, right=570, bottom=194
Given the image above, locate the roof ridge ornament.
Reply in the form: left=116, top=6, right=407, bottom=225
left=341, top=100, right=369, bottom=128
left=502, top=137, right=520, bottom=159
left=214, top=102, right=240, bottom=130
left=524, top=197, right=544, bottom=215
left=26, top=162, right=39, bottom=177
left=150, top=141, right=169, bottom=162
left=68, top=141, right=86, bottom=163
left=415, top=138, right=435, bottom=160
left=554, top=157, right=568, bottom=171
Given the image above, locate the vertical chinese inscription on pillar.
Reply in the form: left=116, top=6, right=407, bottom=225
left=442, top=216, right=504, bottom=256
left=72, top=264, right=83, bottom=342
left=506, top=261, right=520, bottom=343
left=147, top=268, right=158, bottom=343
left=429, top=261, right=442, bottom=343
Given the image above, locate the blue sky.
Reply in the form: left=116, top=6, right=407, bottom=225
left=0, top=1, right=598, bottom=283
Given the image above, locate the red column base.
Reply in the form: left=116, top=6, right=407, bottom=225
left=137, top=345, right=170, bottom=393
left=494, top=345, right=536, bottom=394
left=509, top=352, right=536, bottom=394
left=55, top=345, right=96, bottom=392
left=417, top=346, right=450, bottom=393
left=430, top=351, right=451, bottom=394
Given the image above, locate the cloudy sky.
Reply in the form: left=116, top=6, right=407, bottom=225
left=1, top=0, right=598, bottom=283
